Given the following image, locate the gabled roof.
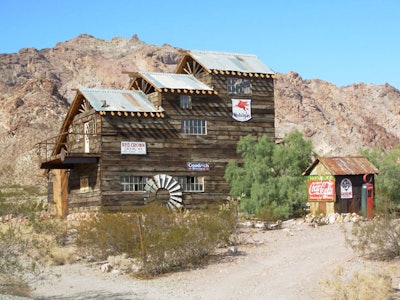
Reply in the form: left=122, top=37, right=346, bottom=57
left=303, top=156, right=379, bottom=176
left=79, top=88, right=163, bottom=113
left=128, top=72, right=217, bottom=94
left=175, top=50, right=275, bottom=76
left=40, top=88, right=163, bottom=170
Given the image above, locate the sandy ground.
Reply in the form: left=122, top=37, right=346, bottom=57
left=31, top=220, right=400, bottom=300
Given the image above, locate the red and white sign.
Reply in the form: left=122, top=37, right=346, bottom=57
left=308, top=179, right=335, bottom=201
left=121, top=141, right=146, bottom=155
left=232, top=99, right=252, bottom=122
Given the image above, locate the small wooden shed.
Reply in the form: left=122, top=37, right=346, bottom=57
left=303, top=156, right=379, bottom=216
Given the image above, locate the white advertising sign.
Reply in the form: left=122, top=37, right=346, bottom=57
left=232, top=99, right=252, bottom=122
left=340, top=178, right=353, bottom=199
left=121, top=141, right=146, bottom=155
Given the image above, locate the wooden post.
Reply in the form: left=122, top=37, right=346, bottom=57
left=53, top=169, right=68, bottom=218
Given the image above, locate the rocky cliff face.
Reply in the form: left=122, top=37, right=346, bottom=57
left=0, top=34, right=399, bottom=188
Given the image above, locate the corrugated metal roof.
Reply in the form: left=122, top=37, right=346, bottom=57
left=79, top=88, right=162, bottom=112
left=303, top=156, right=379, bottom=176
left=139, top=72, right=214, bottom=91
left=189, top=50, right=275, bottom=74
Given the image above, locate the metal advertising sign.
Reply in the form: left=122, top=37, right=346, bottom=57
left=232, top=99, right=252, bottom=122
left=121, top=141, right=147, bottom=155
left=187, top=162, right=210, bottom=171
left=340, top=178, right=353, bottom=199
left=307, top=175, right=335, bottom=201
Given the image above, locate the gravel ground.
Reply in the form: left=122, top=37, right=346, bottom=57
left=31, top=220, right=400, bottom=300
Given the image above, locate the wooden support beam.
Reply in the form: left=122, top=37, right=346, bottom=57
left=111, top=111, right=115, bottom=116
left=137, top=112, right=141, bottom=117
left=143, top=112, right=148, bottom=117
left=124, top=112, right=128, bottom=117
left=131, top=112, right=135, bottom=117
left=150, top=112, right=155, bottom=117
left=117, top=111, right=122, bottom=116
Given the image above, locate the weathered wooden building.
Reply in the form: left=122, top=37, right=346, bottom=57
left=303, top=156, right=379, bottom=217
left=37, top=50, right=276, bottom=216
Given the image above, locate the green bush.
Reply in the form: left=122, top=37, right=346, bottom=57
left=76, top=201, right=238, bottom=276
left=224, top=130, right=313, bottom=221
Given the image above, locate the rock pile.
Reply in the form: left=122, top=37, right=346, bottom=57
left=304, top=212, right=364, bottom=225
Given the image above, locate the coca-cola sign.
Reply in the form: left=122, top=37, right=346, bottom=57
left=308, top=179, right=335, bottom=201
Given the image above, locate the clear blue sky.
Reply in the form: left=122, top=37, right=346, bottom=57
left=1, top=0, right=399, bottom=89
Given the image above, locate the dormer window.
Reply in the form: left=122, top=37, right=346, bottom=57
left=227, top=78, right=252, bottom=95
left=180, top=95, right=192, bottom=108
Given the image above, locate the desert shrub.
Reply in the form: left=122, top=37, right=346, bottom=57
left=76, top=211, right=142, bottom=260
left=139, top=202, right=236, bottom=276
left=344, top=212, right=400, bottom=260
left=324, top=266, right=393, bottom=300
left=76, top=201, right=238, bottom=276
left=0, top=222, right=46, bottom=297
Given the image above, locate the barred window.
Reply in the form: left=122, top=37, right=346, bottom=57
left=120, top=176, right=148, bottom=192
left=180, top=95, right=192, bottom=108
left=227, top=78, right=252, bottom=95
left=181, top=119, right=206, bottom=135
left=177, top=176, right=204, bottom=192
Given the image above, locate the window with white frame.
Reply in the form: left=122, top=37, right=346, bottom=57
left=180, top=95, right=192, bottom=108
left=181, top=119, right=206, bottom=135
left=120, top=176, right=148, bottom=192
left=177, top=176, right=204, bottom=192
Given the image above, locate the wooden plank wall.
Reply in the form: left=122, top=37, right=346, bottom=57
left=99, top=75, right=275, bottom=210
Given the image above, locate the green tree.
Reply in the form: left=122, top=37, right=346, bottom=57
left=359, top=144, right=400, bottom=207
left=225, top=130, right=313, bottom=221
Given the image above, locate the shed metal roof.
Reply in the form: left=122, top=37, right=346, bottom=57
left=79, top=88, right=162, bottom=112
left=139, top=72, right=214, bottom=91
left=303, top=156, right=379, bottom=176
left=188, top=50, right=275, bottom=75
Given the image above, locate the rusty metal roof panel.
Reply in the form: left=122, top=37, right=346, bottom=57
left=306, top=156, right=379, bottom=176
left=189, top=50, right=275, bottom=74
left=140, top=72, right=213, bottom=91
left=79, top=88, right=162, bottom=112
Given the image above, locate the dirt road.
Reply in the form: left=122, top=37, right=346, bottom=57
left=31, top=221, right=391, bottom=300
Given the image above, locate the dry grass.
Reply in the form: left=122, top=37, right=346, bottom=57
left=324, top=265, right=397, bottom=300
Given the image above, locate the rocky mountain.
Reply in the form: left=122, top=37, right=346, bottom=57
left=0, top=34, right=399, bottom=189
